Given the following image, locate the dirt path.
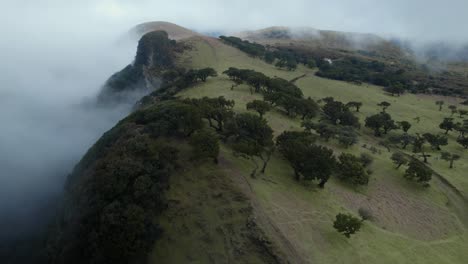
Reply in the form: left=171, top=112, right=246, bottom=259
left=218, top=155, right=306, bottom=264
left=289, top=74, right=307, bottom=83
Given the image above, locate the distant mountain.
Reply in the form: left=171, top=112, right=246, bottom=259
left=235, top=26, right=407, bottom=60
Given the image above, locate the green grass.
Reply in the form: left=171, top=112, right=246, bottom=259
left=175, top=36, right=468, bottom=264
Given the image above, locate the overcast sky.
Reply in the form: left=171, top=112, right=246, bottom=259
left=2, top=0, right=467, bottom=44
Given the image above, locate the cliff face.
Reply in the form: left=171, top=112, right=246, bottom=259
left=97, top=31, right=178, bottom=104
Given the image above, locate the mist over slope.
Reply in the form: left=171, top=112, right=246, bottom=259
left=0, top=14, right=140, bottom=246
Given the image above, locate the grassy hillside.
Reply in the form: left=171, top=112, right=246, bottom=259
left=171, top=35, right=468, bottom=263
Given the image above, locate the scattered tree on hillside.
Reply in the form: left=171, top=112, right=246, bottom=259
left=321, top=97, right=335, bottom=104
left=246, top=100, right=272, bottom=118
left=459, top=109, right=468, bottom=118
left=297, top=98, right=320, bottom=120
left=377, top=101, right=391, bottom=113
left=333, top=213, right=362, bottom=238
left=195, top=68, right=217, bottom=82
left=365, top=112, right=397, bottom=136
left=440, top=152, right=461, bottom=169
left=391, top=152, right=408, bottom=169
left=422, top=133, right=448, bottom=151
left=346, top=101, right=363, bottom=112
left=435, top=100, right=444, bottom=111
left=188, top=97, right=235, bottom=132
left=457, top=136, right=468, bottom=149
left=405, top=159, right=432, bottom=184
left=313, top=122, right=338, bottom=141
left=454, top=120, right=468, bottom=138
left=359, top=153, right=374, bottom=168
left=225, top=113, right=274, bottom=177
left=277, top=131, right=336, bottom=188
left=323, top=100, right=360, bottom=127
left=397, top=121, right=412, bottom=133
left=412, top=134, right=430, bottom=163
left=189, top=129, right=220, bottom=163
left=246, top=71, right=269, bottom=94
left=449, top=105, right=458, bottom=116
left=384, top=84, right=405, bottom=96
left=337, top=153, right=369, bottom=185
left=439, top=118, right=455, bottom=134
left=337, top=127, right=359, bottom=148
left=307, top=59, right=317, bottom=69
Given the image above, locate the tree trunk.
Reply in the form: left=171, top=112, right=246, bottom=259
left=260, top=151, right=273, bottom=174
left=450, top=159, right=454, bottom=169
left=318, top=179, right=326, bottom=188
left=294, top=170, right=301, bottom=181
left=396, top=163, right=403, bottom=169
left=250, top=159, right=259, bottom=178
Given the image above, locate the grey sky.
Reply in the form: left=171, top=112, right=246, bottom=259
left=2, top=0, right=466, bottom=43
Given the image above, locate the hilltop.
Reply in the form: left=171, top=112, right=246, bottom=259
left=46, top=22, right=468, bottom=264
left=130, top=21, right=200, bottom=40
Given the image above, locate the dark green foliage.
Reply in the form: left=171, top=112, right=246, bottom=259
left=435, top=100, right=444, bottom=111
left=440, top=152, right=461, bottom=169
left=333, top=213, right=362, bottom=238
left=323, top=100, right=347, bottom=124
left=454, top=119, right=468, bottom=138
left=389, top=133, right=415, bottom=149
left=359, top=153, right=374, bottom=168
left=246, top=100, right=272, bottom=117
left=377, top=101, right=391, bottom=113
left=277, top=131, right=335, bottom=188
left=266, top=77, right=304, bottom=98
left=412, top=134, right=430, bottom=163
left=316, top=56, right=412, bottom=89
left=190, top=129, right=220, bottom=163
left=337, top=127, right=359, bottom=148
left=365, top=112, right=397, bottom=136
left=457, top=136, right=468, bottom=149
left=307, top=58, right=317, bottom=69
left=219, top=36, right=266, bottom=57
left=131, top=100, right=203, bottom=137
left=337, top=153, right=369, bottom=185
left=322, top=100, right=360, bottom=127
left=458, top=109, right=468, bottom=118
left=405, top=159, right=432, bottom=184
left=225, top=113, right=275, bottom=176
left=422, top=133, right=448, bottom=150
left=449, top=105, right=458, bottom=116
left=397, top=121, right=412, bottom=133
left=297, top=98, right=320, bottom=120
left=384, top=84, right=405, bottom=96
left=439, top=118, right=455, bottom=134
left=246, top=71, right=269, bottom=93
left=275, top=57, right=298, bottom=70
left=346, top=101, right=363, bottom=112
left=187, top=96, right=235, bottom=132
left=195, top=68, right=218, bottom=82
left=391, top=152, right=408, bottom=169
left=48, top=131, right=179, bottom=264
left=312, top=122, right=338, bottom=141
